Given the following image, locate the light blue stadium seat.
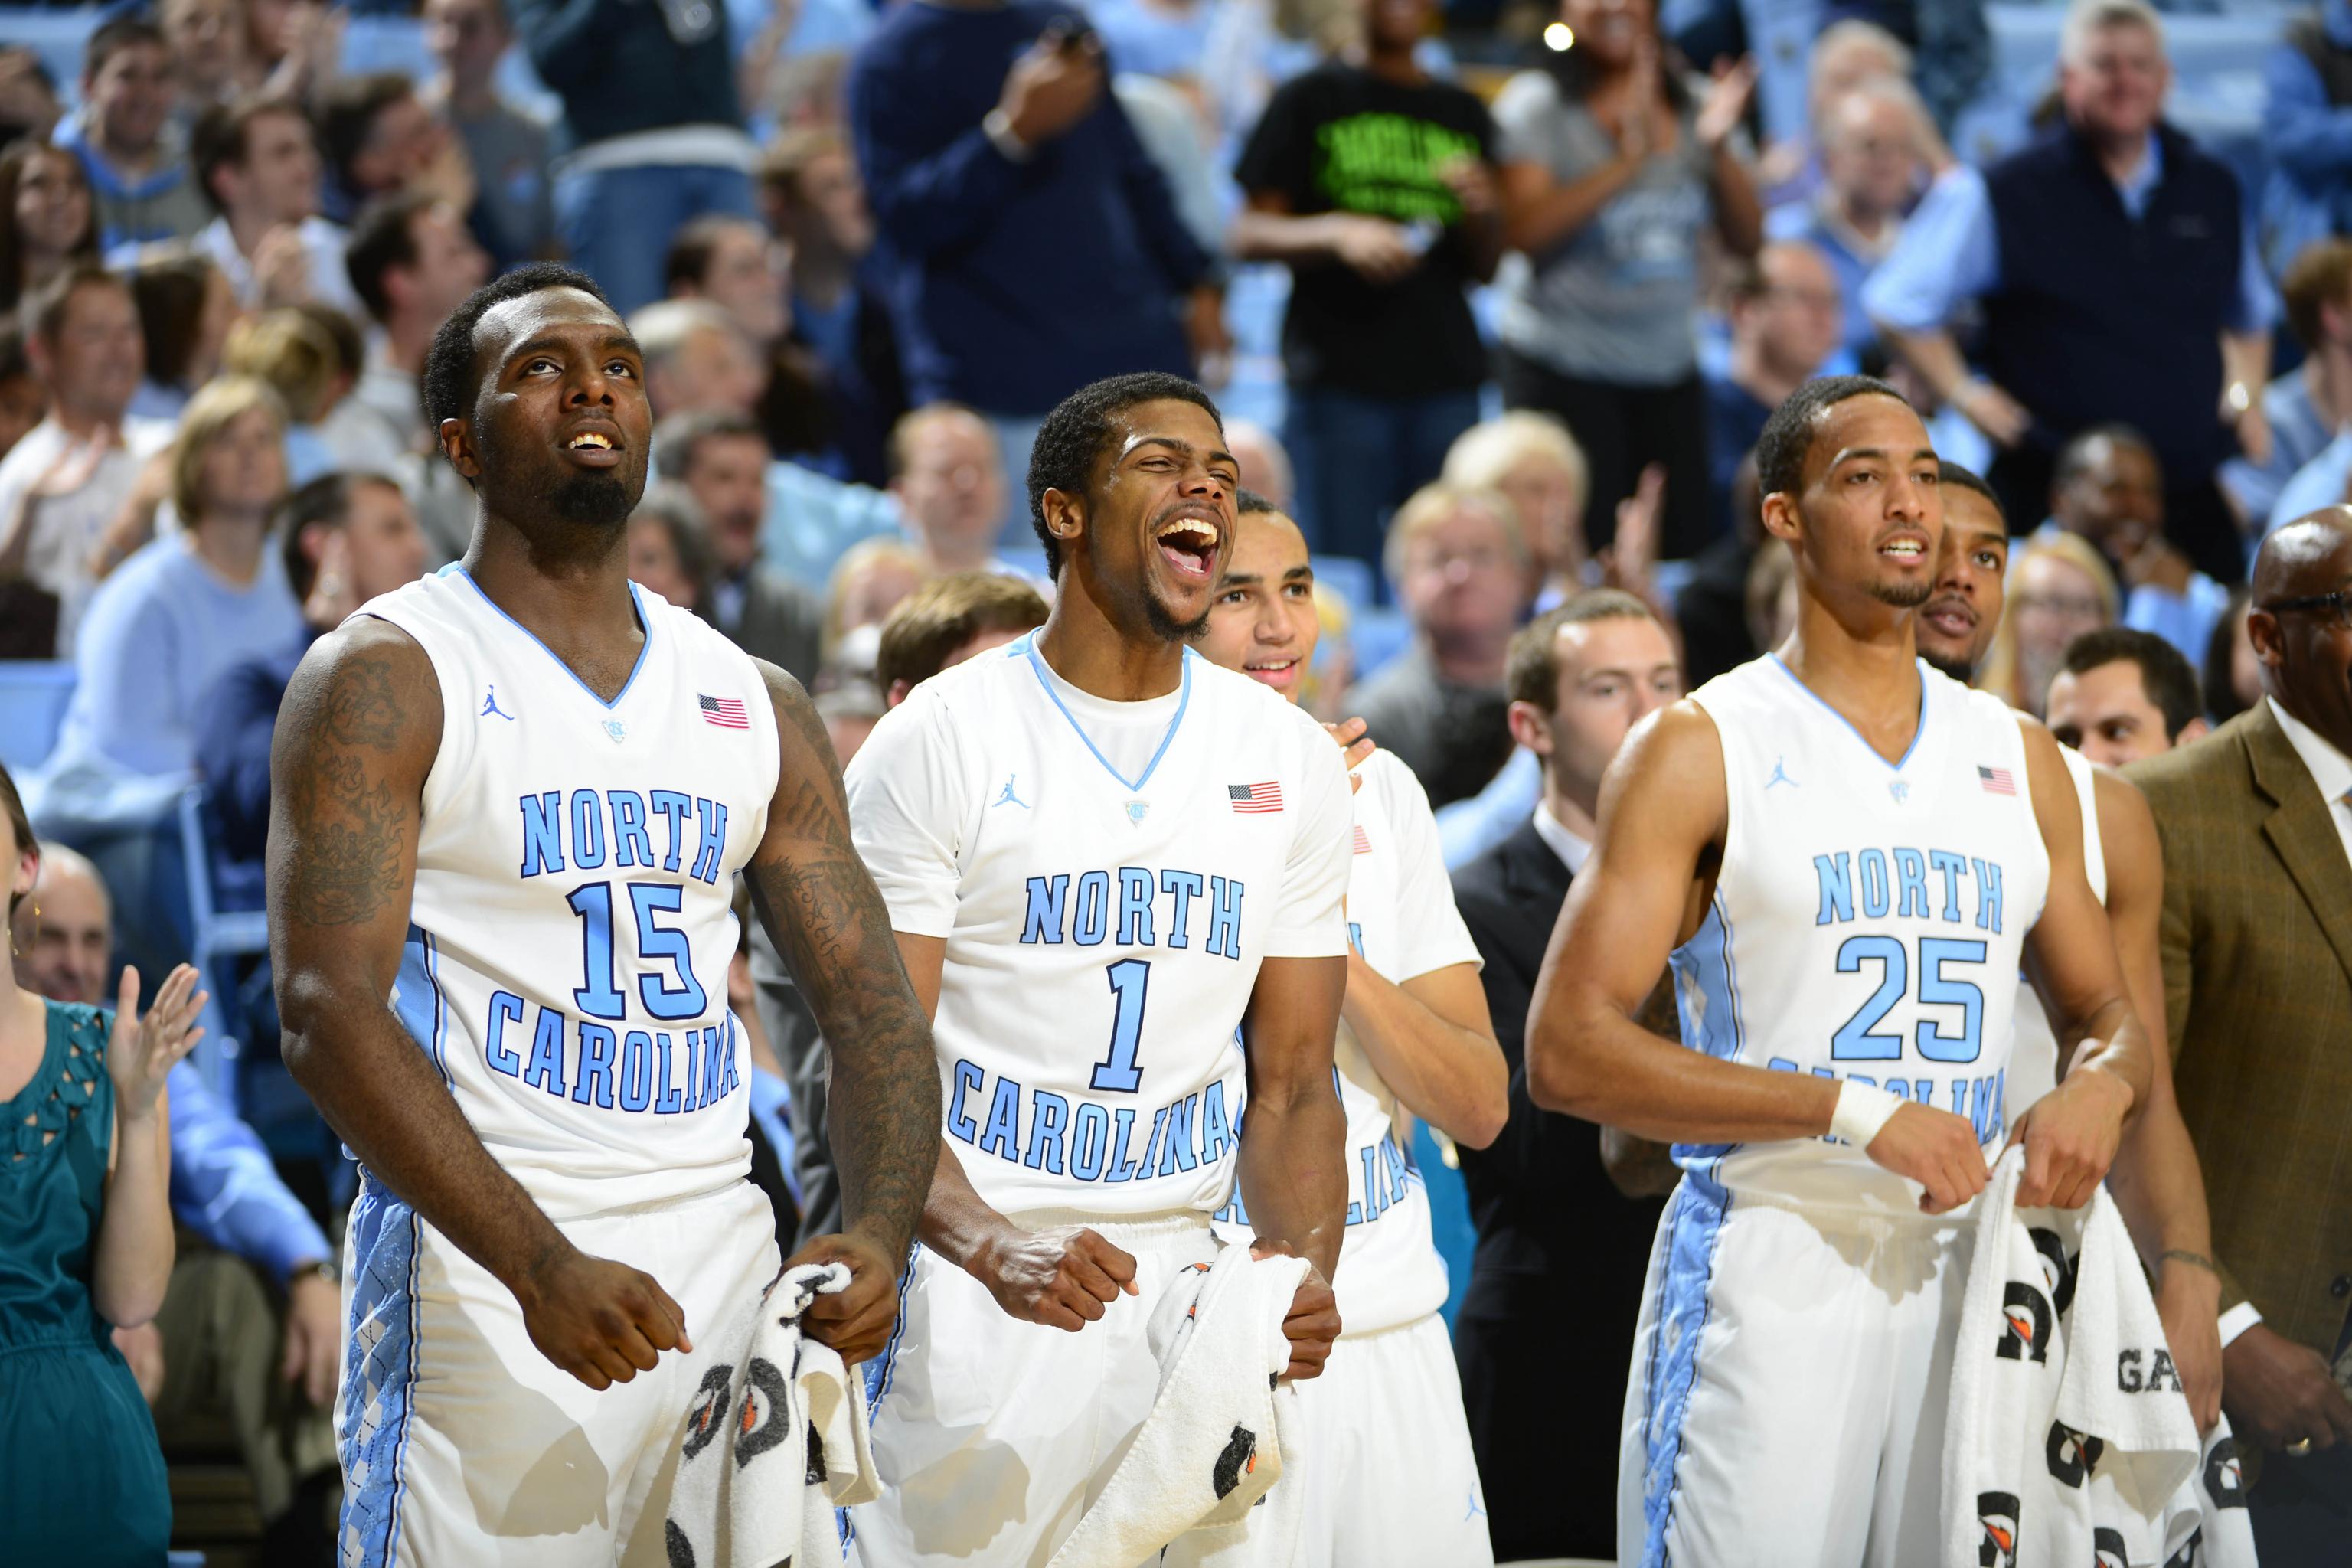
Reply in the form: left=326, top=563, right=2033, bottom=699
left=177, top=785, right=268, bottom=1109
left=1310, top=554, right=1377, bottom=615
left=1349, top=606, right=1413, bottom=684
left=0, top=661, right=77, bottom=773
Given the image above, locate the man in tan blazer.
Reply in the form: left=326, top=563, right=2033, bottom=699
left=2126, top=507, right=2352, bottom=1561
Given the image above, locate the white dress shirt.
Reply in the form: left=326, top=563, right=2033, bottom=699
left=2268, top=695, right=2352, bottom=872
left=1530, top=802, right=1591, bottom=877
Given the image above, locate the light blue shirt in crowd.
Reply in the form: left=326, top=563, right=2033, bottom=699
left=2267, top=427, right=2352, bottom=543
left=168, top=1060, right=332, bottom=1285
left=760, top=459, right=907, bottom=592
left=1436, top=747, right=1543, bottom=871
left=2029, top=521, right=2233, bottom=669
left=1863, top=139, right=2275, bottom=338
left=2222, top=371, right=2337, bottom=527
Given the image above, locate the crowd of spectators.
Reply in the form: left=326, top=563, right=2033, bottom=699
left=3, top=0, right=2351, bottom=1557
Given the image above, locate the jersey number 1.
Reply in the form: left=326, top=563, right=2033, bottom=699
left=566, top=881, right=708, bottom=1022
left=1091, top=959, right=1150, bottom=1093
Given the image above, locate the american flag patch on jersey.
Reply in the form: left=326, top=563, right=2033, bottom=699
left=1978, top=765, right=2016, bottom=795
left=1351, top=825, right=1372, bottom=854
left=1228, top=782, right=1283, bottom=814
left=699, top=694, right=750, bottom=730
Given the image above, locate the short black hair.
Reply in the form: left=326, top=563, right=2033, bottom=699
left=83, top=18, right=165, bottom=83
left=279, top=470, right=400, bottom=600
left=1753, top=374, right=1910, bottom=501
left=421, top=263, right=612, bottom=462
left=1026, top=372, right=1222, bottom=577
left=344, top=191, right=435, bottom=325
left=316, top=72, right=416, bottom=199
left=190, top=93, right=309, bottom=216
left=1506, top=590, right=1663, bottom=711
left=1235, top=488, right=1279, bottom=516
left=1936, top=459, right=2007, bottom=529
left=653, top=407, right=764, bottom=482
left=2054, top=421, right=2158, bottom=490
left=2060, top=626, right=2203, bottom=740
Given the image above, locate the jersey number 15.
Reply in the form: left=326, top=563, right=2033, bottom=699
left=565, top=881, right=709, bottom=1021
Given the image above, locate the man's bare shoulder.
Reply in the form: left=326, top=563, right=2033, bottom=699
left=280, top=617, right=442, bottom=760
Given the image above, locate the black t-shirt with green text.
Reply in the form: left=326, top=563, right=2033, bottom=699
left=1236, top=63, right=1496, bottom=399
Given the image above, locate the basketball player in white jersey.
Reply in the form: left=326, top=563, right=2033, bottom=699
left=1913, top=466, right=2223, bottom=1434
left=1195, top=490, right=1505, bottom=1566
left=266, top=264, right=940, bottom=1566
left=1525, top=375, right=2156, bottom=1566
left=842, top=373, right=1354, bottom=1566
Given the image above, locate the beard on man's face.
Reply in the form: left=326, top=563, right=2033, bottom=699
left=550, top=469, right=635, bottom=530
left=1868, top=573, right=1933, bottom=610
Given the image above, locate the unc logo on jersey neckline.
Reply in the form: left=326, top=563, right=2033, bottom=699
left=603, top=720, right=626, bottom=743
left=1126, top=801, right=1148, bottom=825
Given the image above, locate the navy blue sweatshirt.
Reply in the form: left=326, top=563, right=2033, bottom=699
left=514, top=0, right=741, bottom=153
left=848, top=0, right=1212, bottom=416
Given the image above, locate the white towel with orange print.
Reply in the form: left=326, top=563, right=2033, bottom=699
left=665, top=1259, right=880, bottom=1568
left=1048, top=1243, right=1309, bottom=1568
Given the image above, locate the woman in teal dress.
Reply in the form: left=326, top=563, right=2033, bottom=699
left=0, top=762, right=208, bottom=1563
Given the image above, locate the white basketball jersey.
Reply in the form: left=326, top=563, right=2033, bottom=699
left=2009, top=745, right=2105, bottom=1117
left=1212, top=749, right=1483, bottom=1335
left=1674, top=655, right=2050, bottom=1213
left=358, top=567, right=779, bottom=1218
left=844, top=632, right=1353, bottom=1220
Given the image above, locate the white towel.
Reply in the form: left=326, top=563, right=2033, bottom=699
left=1047, top=1244, right=1310, bottom=1568
left=1943, top=1148, right=2256, bottom=1567
left=665, top=1260, right=881, bottom=1568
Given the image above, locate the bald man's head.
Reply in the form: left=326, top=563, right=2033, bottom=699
left=12, top=841, right=112, bottom=1004
left=2249, top=506, right=2352, bottom=756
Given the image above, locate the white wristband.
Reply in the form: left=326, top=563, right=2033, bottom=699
left=1830, top=1080, right=1905, bottom=1149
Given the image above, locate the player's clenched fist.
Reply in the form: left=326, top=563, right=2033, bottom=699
left=1864, top=1102, right=1991, bottom=1215
left=2007, top=1063, right=2132, bottom=1210
left=969, top=1223, right=1139, bottom=1331
left=789, top=1232, right=903, bottom=1365
left=1273, top=1264, right=1341, bottom=1382
left=516, top=1249, right=691, bottom=1391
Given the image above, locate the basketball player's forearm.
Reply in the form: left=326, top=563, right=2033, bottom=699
left=1338, top=959, right=1506, bottom=1148
left=284, top=995, right=570, bottom=1295
left=915, top=1144, right=1018, bottom=1271
left=2057, top=998, right=2150, bottom=1123
left=825, top=1007, right=944, bottom=1259
left=1533, top=995, right=1840, bottom=1145
left=1236, top=1091, right=1348, bottom=1280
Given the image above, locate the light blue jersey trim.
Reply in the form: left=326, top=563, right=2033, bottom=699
left=1638, top=1174, right=1731, bottom=1568
left=1766, top=653, right=1929, bottom=772
left=861, top=1242, right=920, bottom=1418
left=338, top=1180, right=423, bottom=1567
left=453, top=569, right=655, bottom=710
left=1667, top=897, right=1743, bottom=1175
left=1014, top=630, right=1194, bottom=794
left=394, top=925, right=452, bottom=1089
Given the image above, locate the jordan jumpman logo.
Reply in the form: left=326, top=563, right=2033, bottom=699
left=1766, top=755, right=1797, bottom=789
left=994, top=773, right=1029, bottom=808
left=481, top=685, right=517, bottom=720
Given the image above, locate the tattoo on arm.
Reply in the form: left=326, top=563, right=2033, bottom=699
left=279, top=648, right=410, bottom=927
left=748, top=671, right=940, bottom=1262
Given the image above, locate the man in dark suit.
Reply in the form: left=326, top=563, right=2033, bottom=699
left=653, top=410, right=825, bottom=682
left=1451, top=588, right=1683, bottom=1563
left=2125, top=505, right=2352, bottom=1563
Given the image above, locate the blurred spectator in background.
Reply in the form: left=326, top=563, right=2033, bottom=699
left=2225, top=238, right=2352, bottom=529
left=888, top=402, right=1037, bottom=579
left=651, top=410, right=826, bottom=681
left=0, top=46, right=62, bottom=151
left=246, top=0, right=347, bottom=108
left=1442, top=410, right=1589, bottom=610
left=1681, top=8, right=1978, bottom=170
left=1763, top=76, right=1931, bottom=365
left=342, top=192, right=491, bottom=459
left=1449, top=590, right=1679, bottom=1563
left=2203, top=585, right=2262, bottom=726
left=1869, top=0, right=2272, bottom=586
left=663, top=214, right=848, bottom=475
left=0, top=266, right=170, bottom=657
left=0, top=326, right=41, bottom=463
left=849, top=2, right=1220, bottom=524
left=14, top=844, right=343, bottom=1563
left=424, top=0, right=559, bottom=271
left=201, top=472, right=426, bottom=867
left=516, top=0, right=760, bottom=314
left=1, top=142, right=97, bottom=316
left=872, top=568, right=1049, bottom=706
left=126, top=250, right=237, bottom=424
left=2044, top=625, right=2209, bottom=767
left=1223, top=416, right=1295, bottom=511
left=1354, top=482, right=1529, bottom=807
left=1228, top=0, right=1501, bottom=566
left=629, top=297, right=765, bottom=421
left=1706, top=240, right=1841, bottom=534
left=1981, top=526, right=2118, bottom=717
left=822, top=534, right=926, bottom=675
left=316, top=72, right=479, bottom=231
left=1494, top=0, right=1760, bottom=560
left=759, top=128, right=904, bottom=487
left=191, top=94, right=362, bottom=316
left=2039, top=423, right=2230, bottom=665
left=2257, top=0, right=2352, bottom=287
left=38, top=377, right=301, bottom=824
left=625, top=482, right=716, bottom=615
left=222, top=305, right=401, bottom=482
left=165, top=0, right=257, bottom=118
left=55, top=20, right=210, bottom=254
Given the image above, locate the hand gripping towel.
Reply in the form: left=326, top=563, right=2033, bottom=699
left=1047, top=1244, right=1311, bottom=1568
left=665, top=1259, right=882, bottom=1568
left=1943, top=1147, right=2255, bottom=1567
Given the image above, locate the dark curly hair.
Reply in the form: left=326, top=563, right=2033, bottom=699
left=1026, top=371, right=1222, bottom=577
left=421, top=263, right=612, bottom=482
left=1753, top=374, right=1910, bottom=503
